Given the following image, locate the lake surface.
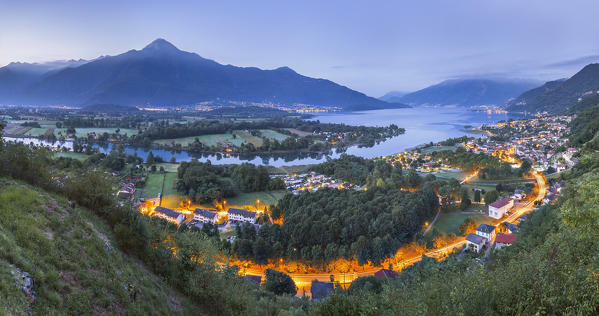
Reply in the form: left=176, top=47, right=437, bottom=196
left=3, top=107, right=527, bottom=166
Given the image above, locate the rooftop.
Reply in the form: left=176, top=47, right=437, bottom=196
left=495, top=233, right=517, bottom=244
left=489, top=197, right=513, bottom=209
left=194, top=208, right=217, bottom=219
left=154, top=206, right=183, bottom=219
left=228, top=208, right=256, bottom=218
left=476, top=224, right=496, bottom=234
left=466, top=233, right=487, bottom=245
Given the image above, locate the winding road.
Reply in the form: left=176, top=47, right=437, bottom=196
left=243, top=171, right=547, bottom=295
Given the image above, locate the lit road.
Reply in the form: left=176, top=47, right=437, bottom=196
left=242, top=171, right=547, bottom=294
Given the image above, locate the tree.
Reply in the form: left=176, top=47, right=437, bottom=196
left=474, top=190, right=481, bottom=203
left=439, top=184, right=453, bottom=209
left=264, top=269, right=297, bottom=295
left=459, top=188, right=471, bottom=211
left=484, top=190, right=500, bottom=205
left=458, top=217, right=476, bottom=236
left=146, top=151, right=155, bottom=164
left=253, top=238, right=270, bottom=265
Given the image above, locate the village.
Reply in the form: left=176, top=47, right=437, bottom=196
left=107, top=113, right=575, bottom=300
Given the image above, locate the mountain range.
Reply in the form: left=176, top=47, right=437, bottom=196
left=391, top=79, right=539, bottom=107
left=507, top=63, right=599, bottom=113
left=0, top=39, right=407, bottom=111
left=379, top=91, right=409, bottom=103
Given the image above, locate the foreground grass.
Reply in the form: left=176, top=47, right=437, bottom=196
left=0, top=179, right=201, bottom=315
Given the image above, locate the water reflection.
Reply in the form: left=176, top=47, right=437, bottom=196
left=3, top=107, right=527, bottom=166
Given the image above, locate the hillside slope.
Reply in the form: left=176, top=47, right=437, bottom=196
left=0, top=179, right=201, bottom=315
left=507, top=63, right=599, bottom=113
left=399, top=79, right=538, bottom=107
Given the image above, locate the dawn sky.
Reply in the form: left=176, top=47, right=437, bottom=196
left=2, top=0, right=599, bottom=96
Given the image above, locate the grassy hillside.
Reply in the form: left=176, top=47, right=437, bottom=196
left=0, top=179, right=201, bottom=315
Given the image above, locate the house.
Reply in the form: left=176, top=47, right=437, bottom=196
left=311, top=281, right=335, bottom=300
left=465, top=233, right=487, bottom=253
left=501, top=222, right=519, bottom=233
left=374, top=269, right=398, bottom=280
left=488, top=197, right=514, bottom=219
left=511, top=189, right=525, bottom=201
left=228, top=208, right=256, bottom=224
left=519, top=213, right=529, bottom=223
left=495, top=233, right=517, bottom=250
left=153, top=206, right=185, bottom=225
left=476, top=224, right=496, bottom=242
left=193, top=208, right=218, bottom=224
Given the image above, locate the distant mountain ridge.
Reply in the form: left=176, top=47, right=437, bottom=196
left=0, top=39, right=407, bottom=111
left=507, top=63, right=599, bottom=113
left=379, top=91, right=409, bottom=103
left=395, top=78, right=539, bottom=107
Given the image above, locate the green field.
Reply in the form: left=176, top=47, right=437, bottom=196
left=463, top=183, right=497, bottom=193
left=234, top=130, right=263, bottom=147
left=259, top=129, right=290, bottom=142
left=162, top=173, right=179, bottom=196
left=226, top=191, right=287, bottom=208
left=23, top=127, right=51, bottom=137
left=433, top=212, right=494, bottom=235
left=154, top=133, right=245, bottom=148
left=155, top=163, right=180, bottom=173
left=284, top=128, right=312, bottom=137
left=143, top=173, right=165, bottom=198
left=435, top=170, right=468, bottom=181
left=3, top=123, right=31, bottom=136
left=54, top=128, right=139, bottom=138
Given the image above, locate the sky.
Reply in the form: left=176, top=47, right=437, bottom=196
left=2, top=0, right=599, bottom=96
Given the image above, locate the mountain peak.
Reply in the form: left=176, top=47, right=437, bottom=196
left=142, top=38, right=179, bottom=53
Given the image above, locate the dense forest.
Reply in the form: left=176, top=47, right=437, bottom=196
left=310, top=154, right=423, bottom=188
left=429, top=147, right=531, bottom=179
left=232, top=185, right=439, bottom=266
left=176, top=161, right=283, bottom=203
left=570, top=103, right=599, bottom=150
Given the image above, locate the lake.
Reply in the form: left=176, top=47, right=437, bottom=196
left=3, top=107, right=526, bottom=166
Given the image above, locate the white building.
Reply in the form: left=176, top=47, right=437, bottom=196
left=193, top=208, right=218, bottom=224
left=465, top=233, right=487, bottom=253
left=488, top=197, right=514, bottom=219
left=153, top=206, right=185, bottom=225
left=228, top=208, right=256, bottom=224
left=475, top=224, right=496, bottom=242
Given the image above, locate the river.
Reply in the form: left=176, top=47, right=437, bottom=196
left=3, top=107, right=527, bottom=166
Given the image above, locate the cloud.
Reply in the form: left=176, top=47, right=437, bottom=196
left=545, top=55, right=599, bottom=68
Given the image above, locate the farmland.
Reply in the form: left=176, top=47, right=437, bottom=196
left=259, top=129, right=289, bottom=141
left=154, top=133, right=246, bottom=147
left=54, top=127, right=139, bottom=138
